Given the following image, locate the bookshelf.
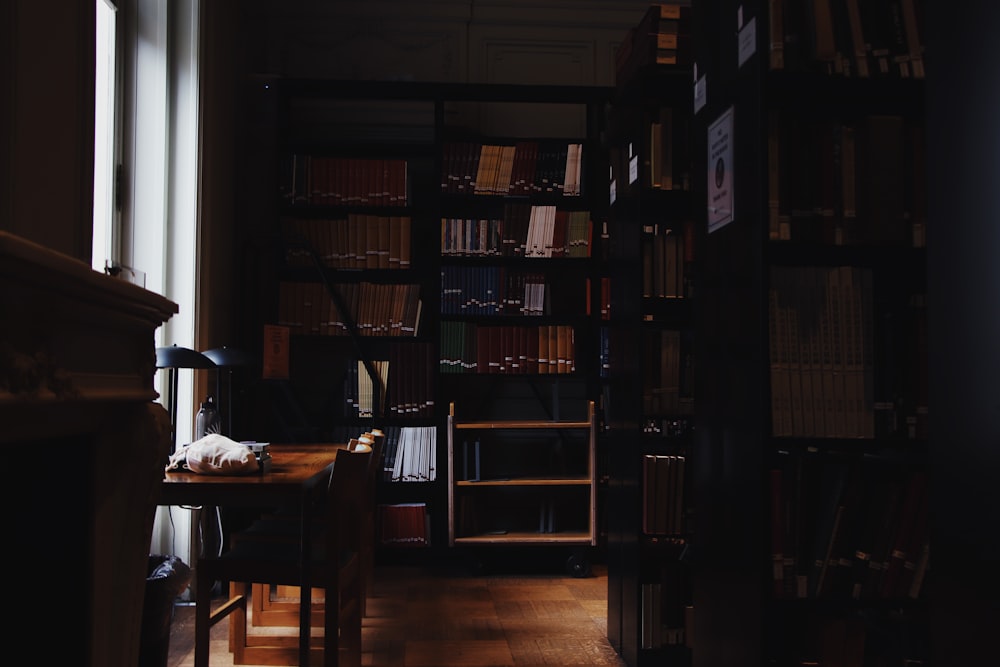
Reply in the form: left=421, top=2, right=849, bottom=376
left=257, top=80, right=443, bottom=558
left=434, top=85, right=612, bottom=572
left=247, top=79, right=612, bottom=563
left=604, top=31, right=698, bottom=665
left=691, top=1, right=928, bottom=665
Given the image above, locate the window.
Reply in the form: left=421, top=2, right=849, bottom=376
left=92, top=0, right=120, bottom=275
left=106, top=0, right=204, bottom=561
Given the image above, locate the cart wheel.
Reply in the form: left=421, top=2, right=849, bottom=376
left=566, top=552, right=591, bottom=578
left=466, top=557, right=486, bottom=576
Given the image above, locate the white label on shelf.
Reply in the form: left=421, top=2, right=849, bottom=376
left=629, top=155, right=638, bottom=185
left=694, top=74, right=707, bottom=114
left=738, top=16, right=756, bottom=68
left=707, top=106, right=735, bottom=233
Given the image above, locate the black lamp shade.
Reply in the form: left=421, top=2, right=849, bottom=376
left=155, top=345, right=215, bottom=369
left=201, top=346, right=248, bottom=368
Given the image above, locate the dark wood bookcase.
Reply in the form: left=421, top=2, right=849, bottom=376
left=264, top=80, right=443, bottom=559
left=434, top=85, right=612, bottom=574
left=604, top=61, right=698, bottom=667
left=240, top=79, right=612, bottom=565
left=690, top=1, right=929, bottom=665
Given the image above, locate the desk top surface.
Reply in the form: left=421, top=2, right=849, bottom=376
left=159, top=442, right=346, bottom=507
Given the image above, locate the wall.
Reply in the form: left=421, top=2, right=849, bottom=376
left=233, top=0, right=648, bottom=85
left=215, top=0, right=655, bottom=411
left=1, top=0, right=96, bottom=261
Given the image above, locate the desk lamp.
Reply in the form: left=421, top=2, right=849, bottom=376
left=156, top=345, right=216, bottom=454
left=201, top=346, right=248, bottom=438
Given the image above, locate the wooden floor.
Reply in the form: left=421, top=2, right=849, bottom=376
left=166, top=560, right=627, bottom=667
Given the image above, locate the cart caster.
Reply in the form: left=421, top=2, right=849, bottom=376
left=466, top=557, right=486, bottom=576
left=566, top=552, right=591, bottom=578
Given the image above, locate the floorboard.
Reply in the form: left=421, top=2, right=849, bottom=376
left=166, top=561, right=627, bottom=667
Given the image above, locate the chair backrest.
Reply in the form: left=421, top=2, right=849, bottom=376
left=353, top=430, right=384, bottom=499
left=362, top=430, right=385, bottom=490
left=325, top=447, right=373, bottom=554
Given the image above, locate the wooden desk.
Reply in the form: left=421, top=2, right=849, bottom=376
left=160, top=443, right=346, bottom=666
left=160, top=443, right=343, bottom=509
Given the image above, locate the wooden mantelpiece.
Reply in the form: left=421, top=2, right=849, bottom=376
left=0, top=232, right=178, bottom=667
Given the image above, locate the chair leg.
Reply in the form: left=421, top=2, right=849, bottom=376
left=250, top=582, right=267, bottom=626
left=300, top=579, right=312, bottom=667
left=194, top=566, right=213, bottom=667
left=251, top=584, right=326, bottom=627
left=228, top=581, right=248, bottom=662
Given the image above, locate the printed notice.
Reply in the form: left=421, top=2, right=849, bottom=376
left=262, top=324, right=290, bottom=379
left=707, top=106, right=735, bottom=233
left=738, top=16, right=757, bottom=68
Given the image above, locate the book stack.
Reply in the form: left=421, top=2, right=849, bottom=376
left=768, top=0, right=925, bottom=78
left=440, top=140, right=584, bottom=197
left=439, top=323, right=576, bottom=375
left=641, top=453, right=686, bottom=537
left=616, top=3, right=694, bottom=86
left=277, top=281, right=422, bottom=338
left=440, top=207, right=592, bottom=258
left=382, top=425, right=437, bottom=482
left=282, top=214, right=411, bottom=270
left=282, top=155, right=409, bottom=207
left=376, top=502, right=430, bottom=547
left=769, top=458, right=929, bottom=601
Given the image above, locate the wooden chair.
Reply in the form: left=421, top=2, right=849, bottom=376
left=358, top=430, right=384, bottom=616
left=193, top=446, right=372, bottom=667
left=247, top=431, right=385, bottom=626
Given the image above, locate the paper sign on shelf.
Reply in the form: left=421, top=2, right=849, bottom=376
left=707, top=106, right=735, bottom=233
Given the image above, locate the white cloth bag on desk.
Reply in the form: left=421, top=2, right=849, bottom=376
left=165, top=433, right=258, bottom=475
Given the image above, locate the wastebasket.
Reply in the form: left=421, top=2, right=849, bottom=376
left=139, top=554, right=192, bottom=667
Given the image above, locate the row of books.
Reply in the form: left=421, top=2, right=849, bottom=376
left=440, top=206, right=593, bottom=257
left=770, top=457, right=928, bottom=601
left=441, top=267, right=555, bottom=317
left=641, top=453, right=687, bottom=537
left=381, top=425, right=437, bottom=482
left=341, top=344, right=435, bottom=419
left=598, top=327, right=610, bottom=379
left=376, top=502, right=429, bottom=547
left=641, top=559, right=691, bottom=651
left=441, top=140, right=585, bottom=197
left=768, top=111, right=925, bottom=247
left=282, top=214, right=412, bottom=270
left=439, top=321, right=576, bottom=375
left=616, top=3, right=693, bottom=87
left=281, top=154, right=409, bottom=207
left=594, top=276, right=611, bottom=321
left=769, top=0, right=925, bottom=78
left=645, top=106, right=693, bottom=192
left=344, top=359, right=387, bottom=418
left=641, top=223, right=692, bottom=300
left=277, top=281, right=422, bottom=337
left=641, top=329, right=695, bottom=417
left=768, top=265, right=874, bottom=439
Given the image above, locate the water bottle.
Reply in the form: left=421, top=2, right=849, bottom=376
left=195, top=395, right=221, bottom=440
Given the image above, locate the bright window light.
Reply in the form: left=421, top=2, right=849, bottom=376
left=92, top=0, right=118, bottom=274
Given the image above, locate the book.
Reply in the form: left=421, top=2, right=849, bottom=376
left=858, top=114, right=907, bottom=244
left=843, top=0, right=871, bottom=78
left=616, top=3, right=694, bottom=83
left=769, top=0, right=785, bottom=69
left=807, top=460, right=850, bottom=597
left=900, top=0, right=924, bottom=78
left=770, top=466, right=787, bottom=596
